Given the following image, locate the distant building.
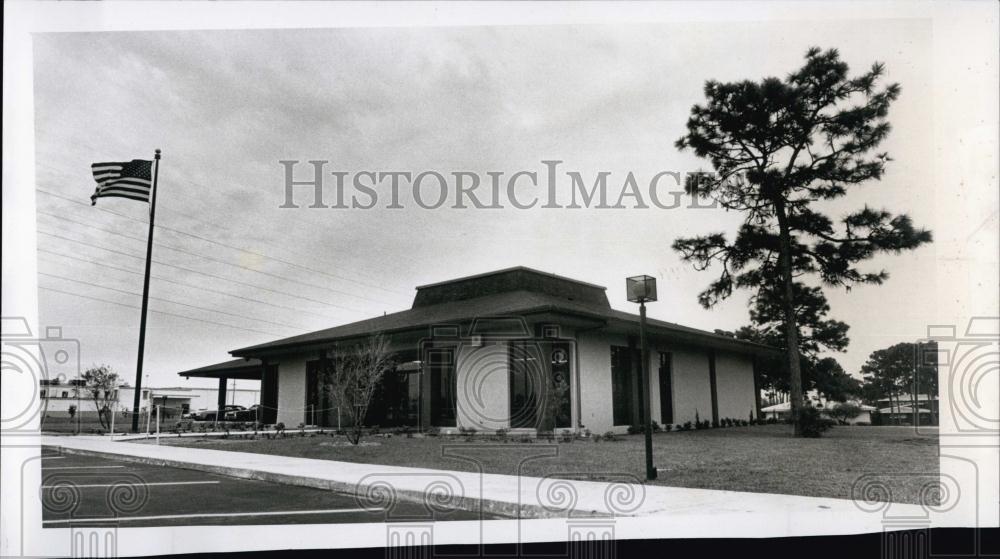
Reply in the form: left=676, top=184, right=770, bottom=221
left=761, top=399, right=875, bottom=425
left=39, top=379, right=259, bottom=421
left=875, top=394, right=938, bottom=425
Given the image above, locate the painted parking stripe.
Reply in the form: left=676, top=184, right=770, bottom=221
left=42, top=508, right=383, bottom=524
left=42, top=481, right=221, bottom=489
left=43, top=465, right=126, bottom=470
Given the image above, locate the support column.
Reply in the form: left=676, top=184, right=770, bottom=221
left=708, top=350, right=719, bottom=426
left=217, top=377, right=227, bottom=417
left=260, top=359, right=278, bottom=425
left=751, top=356, right=762, bottom=421
left=627, top=336, right=642, bottom=426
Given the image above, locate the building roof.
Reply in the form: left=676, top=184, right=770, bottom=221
left=878, top=406, right=933, bottom=414
left=177, top=358, right=263, bottom=380
left=149, top=390, right=201, bottom=399
left=876, top=394, right=939, bottom=402
left=230, top=267, right=778, bottom=358
left=761, top=401, right=875, bottom=412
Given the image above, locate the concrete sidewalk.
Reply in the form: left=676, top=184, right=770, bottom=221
left=41, top=435, right=925, bottom=524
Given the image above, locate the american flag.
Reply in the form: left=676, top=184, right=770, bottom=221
left=90, top=159, right=153, bottom=205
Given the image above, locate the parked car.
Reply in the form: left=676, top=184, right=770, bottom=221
left=222, top=405, right=252, bottom=421
left=229, top=405, right=263, bottom=422
left=190, top=405, right=244, bottom=422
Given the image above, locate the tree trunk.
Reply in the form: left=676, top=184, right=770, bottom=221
left=775, top=204, right=805, bottom=436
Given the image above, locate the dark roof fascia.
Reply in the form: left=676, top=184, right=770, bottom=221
left=231, top=303, right=777, bottom=359
left=414, top=266, right=608, bottom=291
left=230, top=306, right=609, bottom=359
left=605, top=314, right=780, bottom=357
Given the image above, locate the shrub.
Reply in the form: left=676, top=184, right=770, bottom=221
left=854, top=421, right=871, bottom=426
left=829, top=402, right=863, bottom=425
left=274, top=422, right=286, bottom=436
left=460, top=426, right=478, bottom=442
left=681, top=421, right=693, bottom=431
left=798, top=406, right=832, bottom=438
left=663, top=423, right=673, bottom=432
left=602, top=430, right=618, bottom=442
left=651, top=421, right=662, bottom=433
left=626, top=424, right=642, bottom=435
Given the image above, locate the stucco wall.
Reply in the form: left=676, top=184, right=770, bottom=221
left=574, top=332, right=759, bottom=432
left=713, top=351, right=757, bottom=422
left=275, top=355, right=308, bottom=426
left=456, top=343, right=510, bottom=430
left=260, top=330, right=758, bottom=433
left=575, top=329, right=624, bottom=433
left=665, top=347, right=713, bottom=426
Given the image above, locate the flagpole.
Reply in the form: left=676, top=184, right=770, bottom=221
left=131, top=149, right=161, bottom=432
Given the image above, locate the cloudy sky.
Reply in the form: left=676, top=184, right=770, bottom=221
left=33, top=19, right=940, bottom=390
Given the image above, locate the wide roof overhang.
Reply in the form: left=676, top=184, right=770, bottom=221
left=228, top=303, right=779, bottom=361
left=177, top=358, right=263, bottom=380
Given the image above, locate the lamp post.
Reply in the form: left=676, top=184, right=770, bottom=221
left=626, top=275, right=657, bottom=481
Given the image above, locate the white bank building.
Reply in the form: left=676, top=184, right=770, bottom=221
left=179, top=267, right=777, bottom=434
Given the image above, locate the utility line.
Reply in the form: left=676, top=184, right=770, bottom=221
left=38, top=286, right=285, bottom=337
left=37, top=229, right=367, bottom=314
left=37, top=248, right=344, bottom=322
left=35, top=186, right=411, bottom=300
left=38, top=271, right=307, bottom=331
left=36, top=207, right=394, bottom=306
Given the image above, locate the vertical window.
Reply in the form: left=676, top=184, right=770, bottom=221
left=611, top=346, right=635, bottom=426
left=659, top=352, right=673, bottom=424
left=508, top=341, right=538, bottom=429
left=428, top=346, right=456, bottom=426
left=550, top=342, right=572, bottom=428
left=305, top=360, right=320, bottom=425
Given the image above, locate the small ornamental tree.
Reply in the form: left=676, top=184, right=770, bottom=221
left=673, top=47, right=932, bottom=435
left=81, top=365, right=119, bottom=429
left=321, top=334, right=395, bottom=445
left=829, top=402, right=863, bottom=425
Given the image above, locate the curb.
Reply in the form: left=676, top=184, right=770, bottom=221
left=52, top=445, right=591, bottom=520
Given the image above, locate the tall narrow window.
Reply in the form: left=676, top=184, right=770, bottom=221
left=260, top=365, right=279, bottom=424
left=305, top=360, right=318, bottom=425
left=428, top=346, right=456, bottom=426
left=659, top=352, right=673, bottom=425
left=550, top=341, right=572, bottom=428
left=611, top=346, right=635, bottom=426
left=508, top=341, right=538, bottom=429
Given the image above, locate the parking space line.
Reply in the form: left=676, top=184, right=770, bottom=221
left=43, top=465, right=126, bottom=470
left=42, top=508, right=383, bottom=524
left=42, top=481, right=221, bottom=489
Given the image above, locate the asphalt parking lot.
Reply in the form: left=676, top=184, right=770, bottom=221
left=41, top=447, right=498, bottom=527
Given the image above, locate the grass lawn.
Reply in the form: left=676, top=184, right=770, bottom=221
left=153, top=425, right=939, bottom=505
